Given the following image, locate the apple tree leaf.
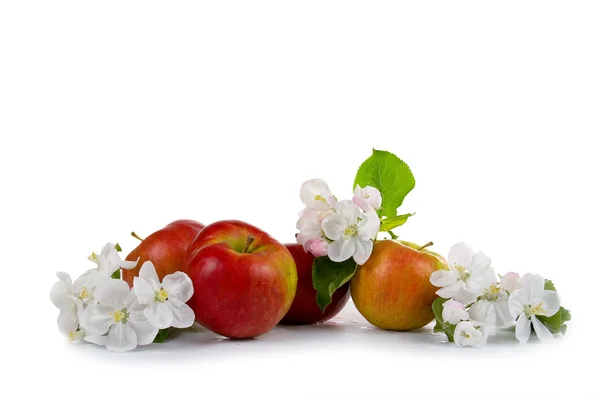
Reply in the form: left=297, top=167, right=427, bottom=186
left=354, top=149, right=415, bottom=218
left=537, top=306, right=571, bottom=335
left=153, top=328, right=171, bottom=343
left=379, top=213, right=415, bottom=232
left=110, top=269, right=121, bottom=279
left=114, top=243, right=122, bottom=252
left=544, top=279, right=557, bottom=292
left=312, top=257, right=357, bottom=312
left=432, top=297, right=456, bottom=342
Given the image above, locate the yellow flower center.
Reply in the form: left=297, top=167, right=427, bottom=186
left=525, top=302, right=547, bottom=317
left=344, top=225, right=359, bottom=238
left=78, top=286, right=91, bottom=300
left=454, top=265, right=471, bottom=282
left=314, top=194, right=326, bottom=202
left=155, top=288, right=169, bottom=303
left=111, top=308, right=129, bottom=323
left=482, top=284, right=502, bottom=301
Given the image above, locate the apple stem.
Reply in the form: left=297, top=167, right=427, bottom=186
left=418, top=241, right=434, bottom=251
left=243, top=234, right=255, bottom=253
left=131, top=231, right=145, bottom=242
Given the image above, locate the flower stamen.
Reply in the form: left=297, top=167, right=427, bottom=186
left=154, top=288, right=169, bottom=303
left=111, top=308, right=129, bottom=323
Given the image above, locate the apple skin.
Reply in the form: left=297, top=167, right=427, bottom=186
left=280, top=243, right=350, bottom=325
left=122, top=219, right=205, bottom=287
left=350, top=239, right=447, bottom=331
left=184, top=220, right=297, bottom=339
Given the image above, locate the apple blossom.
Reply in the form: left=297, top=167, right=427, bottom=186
left=468, top=281, right=513, bottom=327
left=429, top=242, right=496, bottom=304
left=508, top=273, right=560, bottom=344
left=300, top=179, right=337, bottom=212
left=88, top=242, right=138, bottom=276
left=296, top=209, right=324, bottom=252
left=353, top=185, right=382, bottom=212
left=322, top=200, right=380, bottom=265
left=133, top=261, right=195, bottom=329
left=454, top=320, right=489, bottom=347
left=442, top=300, right=469, bottom=325
left=84, top=279, right=158, bottom=352
left=306, top=238, right=329, bottom=257
left=500, top=272, right=522, bottom=293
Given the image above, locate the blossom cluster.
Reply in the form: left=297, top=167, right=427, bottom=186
left=430, top=242, right=564, bottom=347
left=50, top=243, right=195, bottom=352
left=296, top=179, right=382, bottom=265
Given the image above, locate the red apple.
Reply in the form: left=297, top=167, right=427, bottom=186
left=122, top=219, right=205, bottom=287
left=184, top=220, right=297, bottom=339
left=280, top=243, right=350, bottom=324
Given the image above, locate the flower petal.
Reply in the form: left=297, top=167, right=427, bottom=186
left=50, top=279, right=73, bottom=309
left=57, top=307, right=79, bottom=335
left=508, top=289, right=528, bottom=318
left=139, top=261, right=160, bottom=284
left=120, top=259, right=139, bottom=270
left=133, top=276, right=157, bottom=305
left=322, top=213, right=347, bottom=241
left=83, top=305, right=114, bottom=335
left=56, top=272, right=73, bottom=286
left=169, top=298, right=196, bottom=328
left=515, top=313, right=531, bottom=344
left=453, top=288, right=479, bottom=305
left=327, top=238, right=356, bottom=263
left=521, top=273, right=546, bottom=299
left=447, top=242, right=474, bottom=268
left=128, top=310, right=159, bottom=345
left=94, top=279, right=130, bottom=309
left=493, top=298, right=514, bottom=328
left=542, top=290, right=561, bottom=317
left=531, top=316, right=554, bottom=342
left=358, top=208, right=380, bottom=240
left=162, top=272, right=194, bottom=302
left=106, top=323, right=137, bottom=352
left=470, top=251, right=492, bottom=273
left=335, top=200, right=361, bottom=225
left=435, top=282, right=462, bottom=299
left=469, top=300, right=495, bottom=326
left=430, top=270, right=458, bottom=288
left=85, top=335, right=108, bottom=346
left=353, top=239, right=373, bottom=265
left=144, top=301, right=174, bottom=329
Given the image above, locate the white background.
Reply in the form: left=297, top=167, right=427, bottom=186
left=1, top=1, right=599, bottom=399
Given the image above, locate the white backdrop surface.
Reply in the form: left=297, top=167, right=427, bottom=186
left=1, top=2, right=599, bottom=399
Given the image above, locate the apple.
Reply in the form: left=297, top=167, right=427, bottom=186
left=350, top=240, right=447, bottom=330
left=280, top=243, right=350, bottom=324
left=184, top=220, right=297, bottom=339
left=122, top=219, right=205, bottom=287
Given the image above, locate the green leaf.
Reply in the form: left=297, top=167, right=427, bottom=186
left=354, top=149, right=416, bottom=218
left=544, top=279, right=557, bottom=291
left=114, top=243, right=122, bottom=252
left=111, top=269, right=121, bottom=279
left=153, top=328, right=171, bottom=343
left=312, top=257, right=357, bottom=312
left=379, top=213, right=415, bottom=232
left=432, top=297, right=456, bottom=342
left=537, top=306, right=571, bottom=335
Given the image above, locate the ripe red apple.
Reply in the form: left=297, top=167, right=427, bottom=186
left=351, top=240, right=447, bottom=330
left=280, top=243, right=350, bottom=324
left=122, top=219, right=205, bottom=287
left=184, top=220, right=297, bottom=339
